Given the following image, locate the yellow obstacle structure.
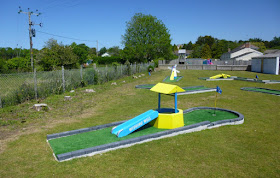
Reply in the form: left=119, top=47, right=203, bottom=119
left=150, top=83, right=185, bottom=129
left=210, top=73, right=231, bottom=79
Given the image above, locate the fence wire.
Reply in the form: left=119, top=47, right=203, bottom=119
left=0, top=63, right=152, bottom=108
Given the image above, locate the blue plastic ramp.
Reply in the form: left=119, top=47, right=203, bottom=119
left=111, top=110, right=159, bottom=138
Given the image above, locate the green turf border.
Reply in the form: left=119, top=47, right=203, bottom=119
left=241, top=87, right=280, bottom=96
left=163, top=76, right=183, bottom=82
left=47, top=107, right=244, bottom=162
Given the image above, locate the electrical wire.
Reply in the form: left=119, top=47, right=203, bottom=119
left=36, top=30, right=97, bottom=43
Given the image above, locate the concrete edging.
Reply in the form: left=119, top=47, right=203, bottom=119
left=48, top=107, right=244, bottom=162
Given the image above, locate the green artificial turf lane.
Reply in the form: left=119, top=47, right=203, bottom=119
left=182, top=86, right=208, bottom=91
left=163, top=76, right=183, bottom=82
left=243, top=88, right=280, bottom=95
left=184, top=109, right=238, bottom=125
left=49, top=109, right=239, bottom=156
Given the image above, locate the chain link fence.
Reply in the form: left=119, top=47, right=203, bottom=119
left=0, top=63, right=153, bottom=108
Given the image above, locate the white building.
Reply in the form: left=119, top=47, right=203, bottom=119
left=221, top=43, right=263, bottom=61
left=101, top=52, right=111, bottom=57
left=251, top=52, right=280, bottom=75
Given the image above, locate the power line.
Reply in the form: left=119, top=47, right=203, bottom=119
left=37, top=30, right=97, bottom=43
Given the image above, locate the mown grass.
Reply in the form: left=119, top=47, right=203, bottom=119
left=0, top=69, right=280, bottom=177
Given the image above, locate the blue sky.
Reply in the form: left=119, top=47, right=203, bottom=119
left=1, top=0, right=279, bottom=50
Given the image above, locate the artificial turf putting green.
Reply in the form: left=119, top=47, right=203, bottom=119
left=241, top=87, right=280, bottom=95
left=163, top=76, right=183, bottom=82
left=49, top=109, right=238, bottom=156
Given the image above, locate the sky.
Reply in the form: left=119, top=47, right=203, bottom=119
left=0, top=0, right=279, bottom=50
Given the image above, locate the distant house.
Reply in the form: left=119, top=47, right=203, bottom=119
left=220, top=42, right=263, bottom=61
left=101, top=52, right=111, bottom=57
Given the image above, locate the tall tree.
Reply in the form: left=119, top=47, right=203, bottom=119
left=122, top=13, right=173, bottom=62
left=196, top=36, right=215, bottom=48
left=107, top=46, right=121, bottom=56
left=99, top=47, right=107, bottom=56
left=201, top=44, right=212, bottom=59
left=37, top=39, right=78, bottom=70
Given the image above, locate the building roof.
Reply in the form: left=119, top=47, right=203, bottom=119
left=252, top=52, right=280, bottom=59
left=150, top=83, right=185, bottom=94
left=229, top=42, right=259, bottom=54
left=264, top=49, right=280, bottom=54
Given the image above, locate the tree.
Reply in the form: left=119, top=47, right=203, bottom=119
left=37, top=39, right=79, bottom=70
left=251, top=42, right=266, bottom=52
left=269, top=36, right=280, bottom=49
left=122, top=13, right=173, bottom=62
left=107, top=46, right=121, bottom=56
left=185, top=41, right=193, bottom=50
left=99, top=47, right=107, bottom=56
left=189, top=44, right=203, bottom=58
left=196, top=36, right=215, bottom=48
left=201, top=44, right=212, bottom=59
left=72, top=43, right=89, bottom=64
left=249, top=38, right=263, bottom=42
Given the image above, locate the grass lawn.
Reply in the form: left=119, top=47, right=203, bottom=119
left=0, top=69, right=280, bottom=177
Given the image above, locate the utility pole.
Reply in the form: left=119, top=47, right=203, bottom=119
left=18, top=7, right=42, bottom=72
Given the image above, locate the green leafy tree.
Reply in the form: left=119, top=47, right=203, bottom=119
left=201, top=44, right=212, bottom=59
left=185, top=41, right=193, bottom=50
left=189, top=44, right=203, bottom=58
left=251, top=42, right=266, bottom=52
left=196, top=36, right=215, bottom=48
left=122, top=13, right=173, bottom=62
left=99, top=47, right=107, bottom=56
left=37, top=39, right=79, bottom=70
left=269, top=36, right=280, bottom=49
left=107, top=46, right=121, bottom=56
left=5, top=57, right=30, bottom=72
left=72, top=43, right=89, bottom=64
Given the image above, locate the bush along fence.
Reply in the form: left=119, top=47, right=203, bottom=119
left=0, top=63, right=153, bottom=108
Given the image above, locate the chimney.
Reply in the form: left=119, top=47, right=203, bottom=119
left=228, top=48, right=231, bottom=52
left=245, top=42, right=250, bottom=48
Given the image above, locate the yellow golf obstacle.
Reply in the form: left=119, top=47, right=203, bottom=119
left=210, top=73, right=231, bottom=79
left=150, top=83, right=185, bottom=129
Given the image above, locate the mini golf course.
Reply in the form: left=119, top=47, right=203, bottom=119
left=47, top=107, right=244, bottom=162
left=241, top=87, right=280, bottom=96
left=199, top=76, right=237, bottom=81
left=200, top=76, right=280, bottom=84
left=163, top=76, right=183, bottom=82
left=234, top=77, right=280, bottom=84
left=135, top=85, right=216, bottom=95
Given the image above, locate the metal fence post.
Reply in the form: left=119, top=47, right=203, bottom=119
left=62, top=66, right=65, bottom=92
left=34, top=68, right=38, bottom=100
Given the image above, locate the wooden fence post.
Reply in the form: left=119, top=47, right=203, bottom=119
left=62, top=66, right=65, bottom=92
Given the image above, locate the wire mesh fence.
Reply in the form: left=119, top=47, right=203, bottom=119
left=0, top=63, right=153, bottom=108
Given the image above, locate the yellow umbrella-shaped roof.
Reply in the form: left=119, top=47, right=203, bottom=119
left=150, top=83, right=185, bottom=94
